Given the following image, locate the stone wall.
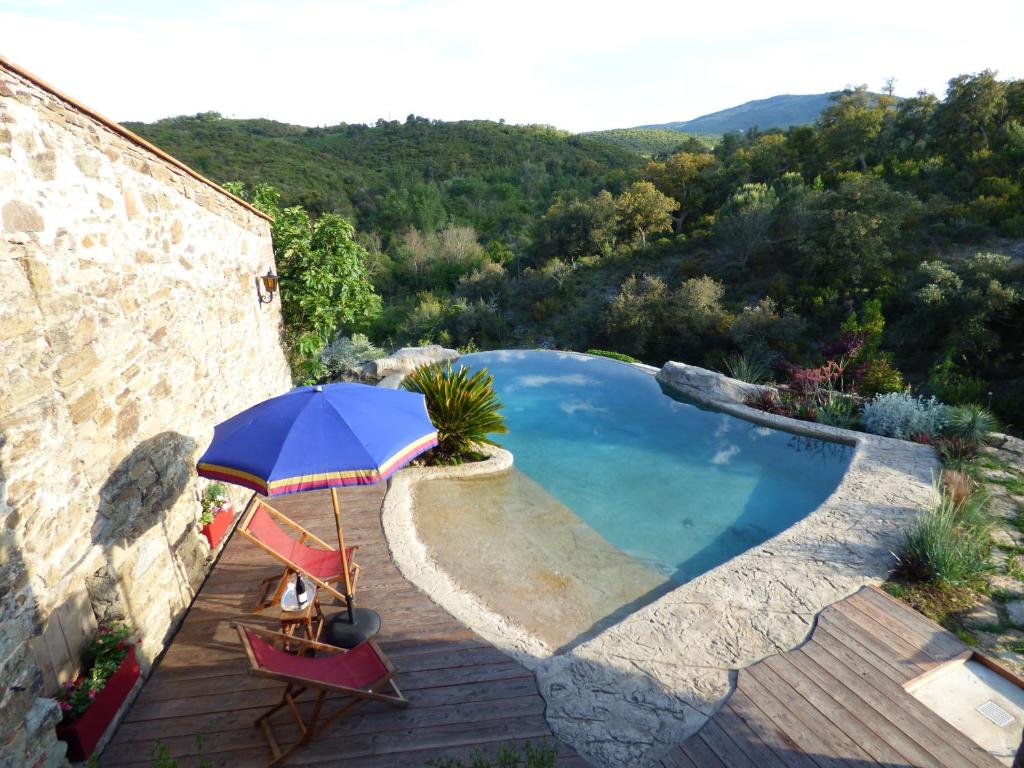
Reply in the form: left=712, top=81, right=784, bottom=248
left=0, top=61, right=292, bottom=766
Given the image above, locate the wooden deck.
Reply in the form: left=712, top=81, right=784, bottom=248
left=102, top=486, right=583, bottom=767
left=661, top=585, right=1008, bottom=768
left=103, top=483, right=1020, bottom=768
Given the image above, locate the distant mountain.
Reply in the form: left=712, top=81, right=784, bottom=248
left=639, top=93, right=855, bottom=135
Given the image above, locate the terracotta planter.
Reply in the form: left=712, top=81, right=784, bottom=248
left=201, top=505, right=234, bottom=549
left=56, top=646, right=140, bottom=761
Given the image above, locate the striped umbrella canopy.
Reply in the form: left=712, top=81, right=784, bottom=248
left=197, top=383, right=437, bottom=496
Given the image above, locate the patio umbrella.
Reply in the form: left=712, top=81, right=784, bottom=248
left=196, top=382, right=437, bottom=624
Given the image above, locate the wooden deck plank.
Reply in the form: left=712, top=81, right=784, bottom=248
left=737, top=670, right=857, bottom=768
left=678, top=730, right=728, bottom=768
left=694, top=717, right=759, bottom=768
left=817, top=608, right=920, bottom=682
left=102, top=486, right=580, bottom=767
left=803, top=637, right=996, bottom=768
left=829, top=597, right=941, bottom=672
left=678, top=586, right=1006, bottom=768
left=786, top=648, right=946, bottom=768
left=745, top=664, right=874, bottom=767
left=848, top=589, right=967, bottom=661
left=761, top=652, right=911, bottom=766
left=717, top=700, right=813, bottom=768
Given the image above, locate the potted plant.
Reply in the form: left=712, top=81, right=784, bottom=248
left=199, top=482, right=234, bottom=549
left=55, top=623, right=140, bottom=761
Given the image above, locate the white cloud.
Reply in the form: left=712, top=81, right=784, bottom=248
left=559, top=398, right=607, bottom=415
left=1, top=1, right=1022, bottom=131
left=514, top=373, right=595, bottom=387
left=711, top=444, right=740, bottom=465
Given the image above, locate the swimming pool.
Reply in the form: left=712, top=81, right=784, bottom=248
left=457, top=350, right=852, bottom=583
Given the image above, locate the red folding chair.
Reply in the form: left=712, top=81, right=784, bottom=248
left=233, top=623, right=407, bottom=766
left=238, top=497, right=361, bottom=611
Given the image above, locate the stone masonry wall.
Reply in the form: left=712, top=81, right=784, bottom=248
left=0, top=62, right=292, bottom=766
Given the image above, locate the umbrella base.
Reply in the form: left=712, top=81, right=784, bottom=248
left=323, top=608, right=382, bottom=649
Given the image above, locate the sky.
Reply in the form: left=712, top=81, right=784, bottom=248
left=2, top=0, right=1023, bottom=132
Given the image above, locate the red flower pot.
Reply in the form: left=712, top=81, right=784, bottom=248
left=201, top=505, right=234, bottom=549
left=56, top=646, right=140, bottom=761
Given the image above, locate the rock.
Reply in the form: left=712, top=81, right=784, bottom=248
left=366, top=345, right=459, bottom=380
left=991, top=574, right=1024, bottom=597
left=982, top=467, right=1016, bottom=482
left=963, top=596, right=1001, bottom=629
left=989, top=495, right=1020, bottom=521
left=2, top=199, right=43, bottom=231
left=1006, top=600, right=1024, bottom=626
left=992, top=528, right=1023, bottom=548
left=656, top=360, right=773, bottom=405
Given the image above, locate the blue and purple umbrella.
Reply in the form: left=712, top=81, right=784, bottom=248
left=197, top=383, right=437, bottom=496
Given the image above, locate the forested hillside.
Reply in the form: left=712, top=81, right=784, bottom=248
left=124, top=114, right=641, bottom=243
left=130, top=73, right=1024, bottom=427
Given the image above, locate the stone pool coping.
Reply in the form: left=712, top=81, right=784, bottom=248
left=380, top=354, right=940, bottom=767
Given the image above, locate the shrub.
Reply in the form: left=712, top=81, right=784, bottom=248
left=854, top=357, right=905, bottom=397
left=928, top=355, right=987, bottom=405
left=894, top=486, right=991, bottom=587
left=940, top=469, right=975, bottom=511
left=935, top=435, right=980, bottom=465
left=56, top=624, right=134, bottom=719
left=862, top=392, right=947, bottom=440
left=723, top=353, right=770, bottom=384
left=404, top=363, right=508, bottom=465
left=585, top=349, right=640, bottom=364
left=816, top=392, right=860, bottom=429
left=944, top=404, right=1000, bottom=446
left=744, top=389, right=783, bottom=414
left=199, top=482, right=229, bottom=526
left=321, top=333, right=387, bottom=381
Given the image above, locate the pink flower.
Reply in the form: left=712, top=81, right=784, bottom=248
left=65, top=681, right=75, bottom=690
left=59, top=701, right=71, bottom=712
left=88, top=690, right=97, bottom=700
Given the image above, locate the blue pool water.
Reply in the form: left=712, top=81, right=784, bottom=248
left=459, top=350, right=853, bottom=583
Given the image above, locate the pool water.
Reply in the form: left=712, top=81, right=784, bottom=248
left=459, top=350, right=852, bottom=583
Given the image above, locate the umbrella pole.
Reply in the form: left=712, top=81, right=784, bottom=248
left=330, top=487, right=356, bottom=623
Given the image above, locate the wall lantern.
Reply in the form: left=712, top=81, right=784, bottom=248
left=257, top=269, right=279, bottom=304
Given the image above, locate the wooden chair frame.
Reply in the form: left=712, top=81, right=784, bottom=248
left=233, top=622, right=407, bottom=767
left=237, top=496, right=362, bottom=611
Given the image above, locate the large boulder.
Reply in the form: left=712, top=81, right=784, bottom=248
left=364, top=345, right=459, bottom=381
left=656, top=361, right=770, bottom=405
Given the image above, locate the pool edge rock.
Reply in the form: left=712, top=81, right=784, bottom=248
left=535, top=362, right=939, bottom=768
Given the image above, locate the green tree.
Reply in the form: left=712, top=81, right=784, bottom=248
left=714, top=183, right=779, bottom=266
left=614, top=181, right=678, bottom=249
left=248, top=184, right=382, bottom=383
left=533, top=191, right=616, bottom=263
left=802, top=173, right=921, bottom=296
left=818, top=86, right=891, bottom=173
left=908, top=252, right=1020, bottom=362
left=643, top=151, right=716, bottom=232
left=933, top=70, right=1007, bottom=166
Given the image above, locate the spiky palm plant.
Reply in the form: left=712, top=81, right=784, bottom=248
left=404, top=363, right=508, bottom=465
left=944, top=404, right=1000, bottom=446
left=723, top=353, right=770, bottom=385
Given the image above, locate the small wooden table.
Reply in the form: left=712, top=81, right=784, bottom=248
left=276, top=588, right=324, bottom=650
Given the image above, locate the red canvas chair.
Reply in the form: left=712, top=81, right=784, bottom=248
left=233, top=623, right=407, bottom=766
left=238, top=497, right=362, bottom=611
